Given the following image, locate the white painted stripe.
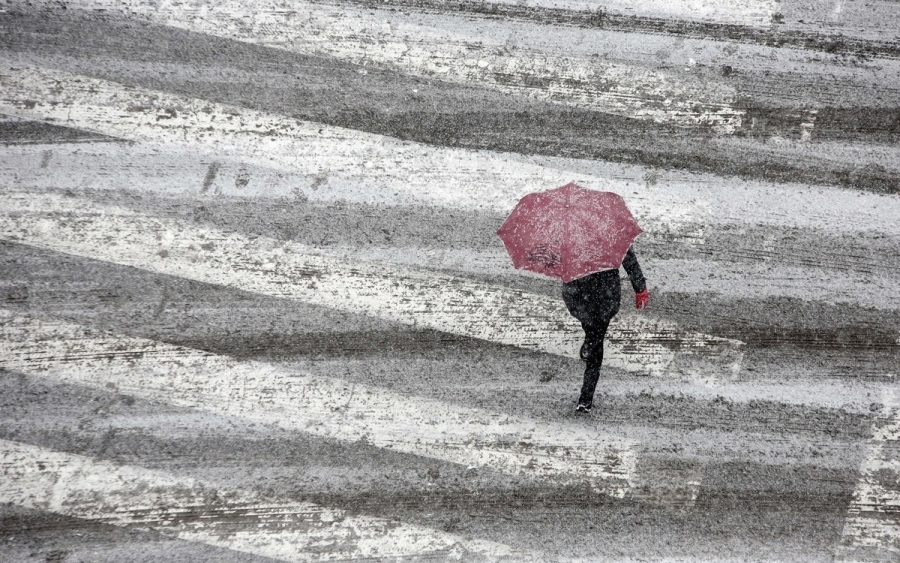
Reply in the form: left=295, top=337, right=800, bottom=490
left=55, top=0, right=744, bottom=130
left=0, top=60, right=705, bottom=234
left=835, top=390, right=900, bottom=560
left=0, top=311, right=637, bottom=493
left=8, top=143, right=898, bottom=307
left=188, top=245, right=897, bottom=314
left=0, top=190, right=743, bottom=380
left=0, top=439, right=543, bottom=562
left=4, top=67, right=900, bottom=238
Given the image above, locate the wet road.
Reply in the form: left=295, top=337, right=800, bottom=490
left=1, top=2, right=899, bottom=562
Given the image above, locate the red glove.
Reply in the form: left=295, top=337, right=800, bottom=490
left=635, top=289, right=650, bottom=310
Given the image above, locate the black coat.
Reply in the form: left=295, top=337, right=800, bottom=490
left=561, top=247, right=647, bottom=325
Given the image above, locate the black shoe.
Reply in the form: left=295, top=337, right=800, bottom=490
left=575, top=401, right=592, bottom=413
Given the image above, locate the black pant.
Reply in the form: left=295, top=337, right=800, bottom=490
left=578, top=318, right=610, bottom=406
left=562, top=270, right=621, bottom=407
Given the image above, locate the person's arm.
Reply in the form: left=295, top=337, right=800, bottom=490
left=622, top=247, right=649, bottom=309
left=622, top=247, right=646, bottom=293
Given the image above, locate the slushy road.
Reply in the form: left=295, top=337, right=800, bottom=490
left=1, top=2, right=899, bottom=562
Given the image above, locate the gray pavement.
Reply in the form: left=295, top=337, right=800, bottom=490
left=1, top=2, right=899, bottom=562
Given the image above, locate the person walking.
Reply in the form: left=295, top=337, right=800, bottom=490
left=561, top=246, right=649, bottom=413
left=496, top=183, right=649, bottom=414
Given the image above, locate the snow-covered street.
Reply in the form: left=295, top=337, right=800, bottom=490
left=1, top=2, right=898, bottom=561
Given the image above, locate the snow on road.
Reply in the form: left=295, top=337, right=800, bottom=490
left=4, top=140, right=895, bottom=315
left=3, top=62, right=899, bottom=238
left=0, top=60, right=707, bottom=233
left=0, top=438, right=546, bottom=562
left=37, top=0, right=747, bottom=131
left=4, top=191, right=898, bottom=411
left=0, top=311, right=637, bottom=496
left=0, top=191, right=743, bottom=380
left=2, top=2, right=899, bottom=561
left=835, top=390, right=900, bottom=561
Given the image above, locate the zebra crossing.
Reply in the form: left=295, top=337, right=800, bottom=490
left=45, top=0, right=747, bottom=131
left=2, top=0, right=899, bottom=561
left=0, top=439, right=549, bottom=562
left=0, top=310, right=637, bottom=495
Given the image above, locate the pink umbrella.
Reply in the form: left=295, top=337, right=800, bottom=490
left=497, top=182, right=642, bottom=283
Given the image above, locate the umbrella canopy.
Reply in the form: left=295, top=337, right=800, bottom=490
left=497, top=183, right=642, bottom=283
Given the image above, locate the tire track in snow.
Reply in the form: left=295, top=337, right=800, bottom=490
left=3, top=60, right=898, bottom=231
left=475, top=0, right=778, bottom=26
left=0, top=114, right=120, bottom=145
left=0, top=438, right=549, bottom=562
left=0, top=234, right=892, bottom=421
left=0, top=310, right=637, bottom=497
left=4, top=138, right=899, bottom=294
left=0, top=61, right=706, bottom=234
left=5, top=50, right=900, bottom=194
left=311, top=0, right=900, bottom=58
left=0, top=191, right=743, bottom=380
left=43, top=0, right=900, bottom=58
left=45, top=0, right=746, bottom=132
left=2, top=64, right=899, bottom=236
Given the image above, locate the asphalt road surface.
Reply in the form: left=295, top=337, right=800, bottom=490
left=1, top=1, right=899, bottom=562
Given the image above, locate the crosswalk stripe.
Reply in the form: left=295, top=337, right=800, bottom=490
left=58, top=0, right=744, bottom=131
left=835, top=390, right=900, bottom=561
left=0, top=310, right=636, bottom=496
left=3, top=4, right=897, bottom=559
left=9, top=188, right=897, bottom=411
left=0, top=190, right=743, bottom=380
left=3, top=64, right=899, bottom=239
left=0, top=438, right=547, bottom=562
left=0, top=61, right=707, bottom=235
left=3, top=143, right=894, bottom=314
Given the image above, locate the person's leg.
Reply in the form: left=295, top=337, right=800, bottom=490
left=577, top=318, right=610, bottom=409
